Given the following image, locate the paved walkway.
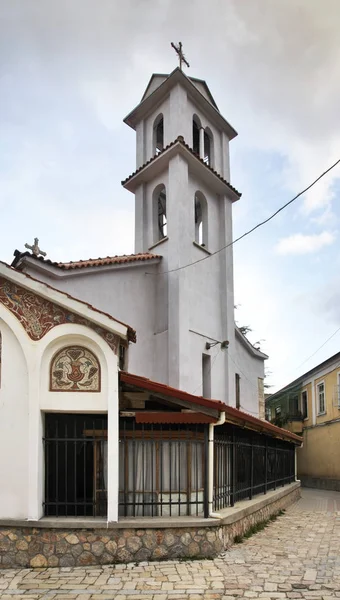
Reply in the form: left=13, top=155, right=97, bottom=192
left=1, top=488, right=340, bottom=600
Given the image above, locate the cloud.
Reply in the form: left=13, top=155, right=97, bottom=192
left=276, top=231, right=336, bottom=255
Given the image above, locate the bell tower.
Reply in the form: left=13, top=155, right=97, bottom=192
left=122, top=66, right=241, bottom=404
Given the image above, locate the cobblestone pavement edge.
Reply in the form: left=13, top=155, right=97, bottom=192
left=1, top=488, right=340, bottom=600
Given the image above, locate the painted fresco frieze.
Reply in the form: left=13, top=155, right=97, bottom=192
left=0, top=277, right=120, bottom=353
left=50, top=346, right=100, bottom=392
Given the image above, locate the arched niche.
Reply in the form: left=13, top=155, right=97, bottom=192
left=204, top=127, right=214, bottom=166
left=153, top=184, right=167, bottom=243
left=153, top=113, right=164, bottom=156
left=194, top=191, right=208, bottom=247
left=50, top=345, right=101, bottom=392
left=192, top=114, right=201, bottom=155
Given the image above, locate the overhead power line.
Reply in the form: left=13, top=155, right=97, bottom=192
left=294, top=325, right=340, bottom=371
left=147, top=158, right=340, bottom=276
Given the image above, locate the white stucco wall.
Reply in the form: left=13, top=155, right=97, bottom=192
left=24, top=265, right=159, bottom=384
left=19, top=75, right=263, bottom=416
left=136, top=81, right=231, bottom=182
left=0, top=313, right=29, bottom=519
left=234, top=334, right=265, bottom=417
left=0, top=302, right=120, bottom=522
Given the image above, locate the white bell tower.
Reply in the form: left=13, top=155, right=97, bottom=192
left=122, top=66, right=241, bottom=404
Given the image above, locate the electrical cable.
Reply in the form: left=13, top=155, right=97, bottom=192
left=293, top=326, right=340, bottom=371
left=146, top=158, right=340, bottom=276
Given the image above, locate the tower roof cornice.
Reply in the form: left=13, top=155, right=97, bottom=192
left=122, top=136, right=241, bottom=200
left=124, top=68, right=237, bottom=140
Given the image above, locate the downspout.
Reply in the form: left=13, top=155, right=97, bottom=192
left=208, top=411, right=226, bottom=518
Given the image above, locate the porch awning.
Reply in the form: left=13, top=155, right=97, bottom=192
left=135, top=412, right=217, bottom=424
left=119, top=372, right=302, bottom=445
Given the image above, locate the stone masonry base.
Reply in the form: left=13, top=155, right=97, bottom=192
left=0, top=482, right=300, bottom=569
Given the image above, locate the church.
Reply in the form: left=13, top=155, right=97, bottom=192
left=12, top=66, right=268, bottom=416
left=0, top=61, right=301, bottom=568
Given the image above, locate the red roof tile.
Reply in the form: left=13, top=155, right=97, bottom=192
left=121, top=136, right=241, bottom=199
left=12, top=251, right=161, bottom=271
left=58, top=253, right=161, bottom=270
left=120, top=371, right=302, bottom=444
left=120, top=371, right=226, bottom=413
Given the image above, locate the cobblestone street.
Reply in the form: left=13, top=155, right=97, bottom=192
left=1, top=488, right=340, bottom=600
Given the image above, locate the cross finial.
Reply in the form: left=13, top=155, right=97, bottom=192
left=171, top=42, right=190, bottom=71
left=24, top=237, right=47, bottom=258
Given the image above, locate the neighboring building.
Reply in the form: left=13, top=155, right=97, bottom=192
left=266, top=351, right=340, bottom=490
left=11, top=67, right=267, bottom=418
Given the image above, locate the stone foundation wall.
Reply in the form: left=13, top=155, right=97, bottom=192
left=0, top=485, right=300, bottom=569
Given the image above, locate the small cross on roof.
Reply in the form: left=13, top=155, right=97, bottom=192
left=25, top=237, right=47, bottom=258
left=171, top=42, right=190, bottom=71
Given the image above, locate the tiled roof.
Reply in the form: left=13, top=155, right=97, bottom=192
left=120, top=371, right=302, bottom=444
left=121, top=136, right=242, bottom=199
left=58, top=253, right=161, bottom=270
left=12, top=251, right=161, bottom=271
left=1, top=261, right=137, bottom=343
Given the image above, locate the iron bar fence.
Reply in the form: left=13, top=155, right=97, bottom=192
left=119, top=419, right=209, bottom=518
left=213, top=424, right=295, bottom=511
left=43, top=414, right=296, bottom=519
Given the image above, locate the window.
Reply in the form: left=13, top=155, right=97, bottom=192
left=194, top=192, right=208, bottom=247
left=204, top=128, right=213, bottom=166
left=153, top=185, right=167, bottom=243
left=289, top=394, right=299, bottom=416
left=317, top=382, right=325, bottom=414
left=275, top=405, right=281, bottom=416
left=301, top=390, right=308, bottom=420
left=153, top=114, right=164, bottom=156
left=157, top=187, right=167, bottom=240
left=336, top=373, right=340, bottom=407
left=235, top=373, right=240, bottom=409
left=192, top=115, right=201, bottom=155
left=202, top=354, right=211, bottom=398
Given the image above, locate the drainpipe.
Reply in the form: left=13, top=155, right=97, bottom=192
left=208, top=411, right=226, bottom=518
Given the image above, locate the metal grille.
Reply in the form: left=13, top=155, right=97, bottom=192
left=44, top=413, right=108, bottom=517
left=214, top=424, right=295, bottom=511
left=119, top=419, right=209, bottom=518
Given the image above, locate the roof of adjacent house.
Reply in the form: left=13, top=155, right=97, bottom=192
left=235, top=326, right=268, bottom=360
left=0, top=261, right=136, bottom=342
left=120, top=371, right=302, bottom=444
left=122, top=136, right=241, bottom=199
left=266, top=350, right=340, bottom=404
left=12, top=250, right=161, bottom=272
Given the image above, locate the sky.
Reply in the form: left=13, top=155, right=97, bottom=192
left=1, top=0, right=340, bottom=392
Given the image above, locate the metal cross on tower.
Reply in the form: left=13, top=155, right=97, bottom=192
left=171, top=42, right=190, bottom=70
left=25, top=237, right=47, bottom=257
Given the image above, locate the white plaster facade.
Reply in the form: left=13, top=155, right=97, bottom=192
left=12, top=68, right=267, bottom=416
left=0, top=264, right=129, bottom=522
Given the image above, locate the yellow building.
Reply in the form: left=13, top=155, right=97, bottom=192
left=265, top=352, right=340, bottom=490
